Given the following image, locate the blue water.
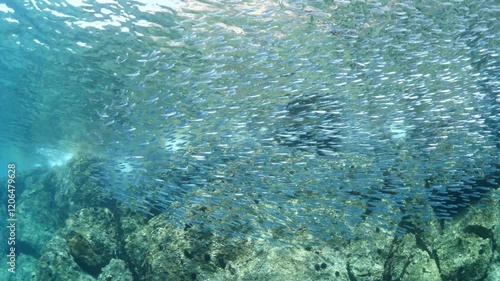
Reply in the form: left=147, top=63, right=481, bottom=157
left=1, top=0, right=498, bottom=248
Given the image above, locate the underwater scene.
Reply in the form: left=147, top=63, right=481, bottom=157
left=0, top=0, right=499, bottom=280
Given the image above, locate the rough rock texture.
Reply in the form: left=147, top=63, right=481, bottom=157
left=33, top=207, right=124, bottom=280
left=434, top=229, right=492, bottom=280
left=343, top=188, right=499, bottom=281
left=486, top=262, right=500, bottom=281
left=14, top=254, right=38, bottom=281
left=124, top=215, right=351, bottom=281
left=346, top=227, right=393, bottom=280
left=124, top=215, right=233, bottom=281
left=97, top=259, right=134, bottom=281
left=33, top=236, right=95, bottom=281
left=54, top=155, right=109, bottom=215
left=220, top=242, right=348, bottom=281
left=431, top=189, right=498, bottom=281
left=20, top=157, right=500, bottom=281
left=30, top=195, right=500, bottom=281
left=4, top=155, right=112, bottom=280
left=382, top=234, right=441, bottom=281
left=64, top=208, right=121, bottom=276
left=16, top=170, right=61, bottom=260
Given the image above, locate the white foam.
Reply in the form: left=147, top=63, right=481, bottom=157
left=36, top=148, right=74, bottom=167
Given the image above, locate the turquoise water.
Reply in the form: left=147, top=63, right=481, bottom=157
left=0, top=0, right=499, bottom=279
left=1, top=0, right=498, bottom=235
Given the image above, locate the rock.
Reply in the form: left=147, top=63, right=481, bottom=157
left=63, top=208, right=121, bottom=277
left=97, top=259, right=133, bottom=281
left=33, top=236, right=95, bottom=281
left=124, top=215, right=198, bottom=281
left=432, top=192, right=497, bottom=281
left=16, top=170, right=61, bottom=260
left=383, top=234, right=441, bottom=281
left=34, top=207, right=121, bottom=280
left=54, top=155, right=109, bottom=215
left=434, top=230, right=491, bottom=281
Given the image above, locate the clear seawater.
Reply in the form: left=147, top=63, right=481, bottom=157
left=0, top=0, right=498, bottom=278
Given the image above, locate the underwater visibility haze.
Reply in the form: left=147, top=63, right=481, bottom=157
left=0, top=0, right=499, bottom=280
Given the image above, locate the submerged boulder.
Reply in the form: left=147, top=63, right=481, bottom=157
left=34, top=207, right=123, bottom=280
